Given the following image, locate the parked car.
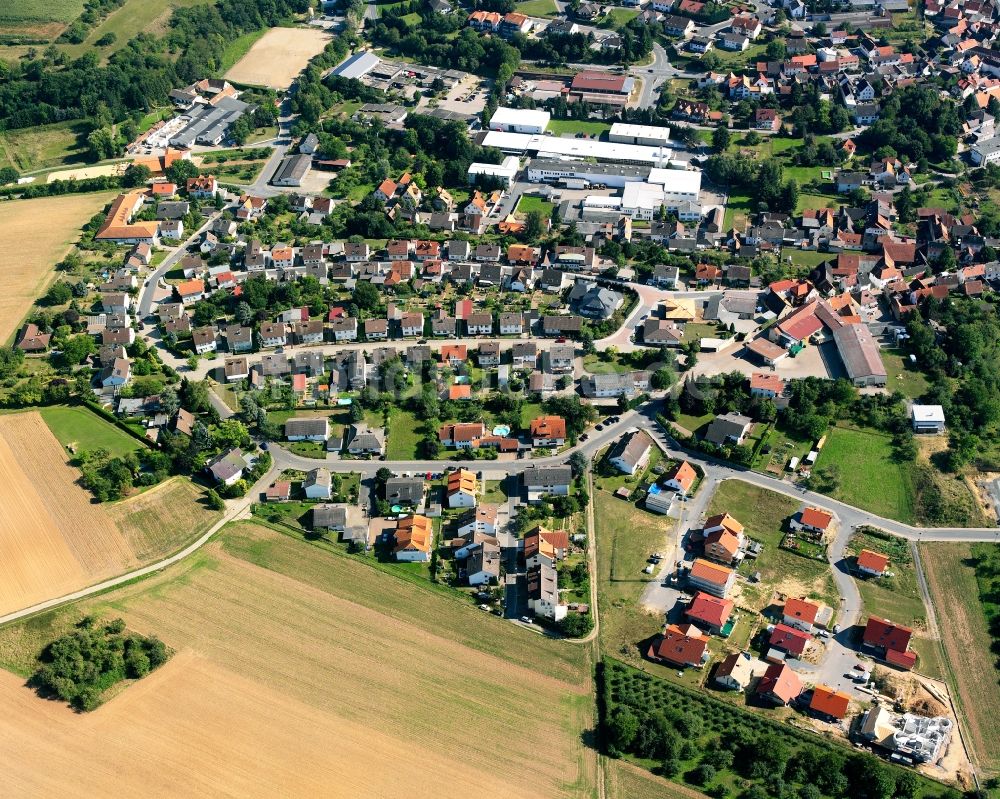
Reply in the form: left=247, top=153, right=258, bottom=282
left=520, top=616, right=534, bottom=624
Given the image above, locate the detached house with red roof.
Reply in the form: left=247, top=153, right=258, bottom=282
left=756, top=662, right=803, bottom=705
left=686, top=592, right=735, bottom=635
left=856, top=548, right=890, bottom=577
left=810, top=685, right=851, bottom=720
left=783, top=597, right=821, bottom=633
left=754, top=107, right=781, bottom=131
left=647, top=623, right=710, bottom=668
left=789, top=506, right=834, bottom=538
left=530, top=416, right=567, bottom=448
left=688, top=558, right=736, bottom=598
left=663, top=460, right=697, bottom=495
left=862, top=615, right=917, bottom=670
left=768, top=623, right=812, bottom=658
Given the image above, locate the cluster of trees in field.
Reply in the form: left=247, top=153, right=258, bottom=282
left=0, top=0, right=308, bottom=132
left=31, top=617, right=169, bottom=712
left=704, top=155, right=801, bottom=215
left=600, top=660, right=954, bottom=799
left=856, top=86, right=961, bottom=166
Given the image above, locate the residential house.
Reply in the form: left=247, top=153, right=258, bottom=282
left=304, top=467, right=333, bottom=500
left=446, top=468, right=478, bottom=509
left=464, top=542, right=501, bottom=586
left=783, top=597, right=821, bottom=633
left=285, top=418, right=329, bottom=442
left=809, top=685, right=851, bottom=720
left=394, top=515, right=434, bottom=562
left=524, top=526, right=570, bottom=569
left=607, top=431, right=653, bottom=475
left=714, top=651, right=761, bottom=690
left=346, top=423, right=385, bottom=456
left=530, top=415, right=567, bottom=447
left=687, top=558, right=736, bottom=598
left=663, top=460, right=697, bottom=494
left=527, top=562, right=568, bottom=621
left=647, top=624, right=709, bottom=668
left=769, top=623, right=812, bottom=657
left=789, top=506, right=833, bottom=537
left=385, top=477, right=425, bottom=508
left=685, top=592, right=735, bottom=635
left=439, top=422, right=487, bottom=448
left=704, top=413, right=753, bottom=446
left=457, top=505, right=500, bottom=538
left=522, top=465, right=572, bottom=503
left=756, top=662, right=803, bottom=705
left=862, top=616, right=916, bottom=669
left=206, top=448, right=245, bottom=486
left=856, top=549, right=890, bottom=577
left=312, top=504, right=348, bottom=533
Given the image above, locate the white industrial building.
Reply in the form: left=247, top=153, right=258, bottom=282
left=609, top=122, right=671, bottom=147
left=467, top=155, right=520, bottom=187
left=581, top=180, right=702, bottom=221
left=648, top=167, right=702, bottom=206
left=527, top=158, right=650, bottom=189
left=482, top=130, right=672, bottom=166
left=489, top=106, right=551, bottom=134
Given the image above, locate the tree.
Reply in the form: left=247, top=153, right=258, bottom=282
left=205, top=489, right=226, bottom=511
left=354, top=281, right=380, bottom=311
left=569, top=450, right=589, bottom=476
left=0, top=166, right=19, bottom=186
left=525, top=210, right=544, bottom=240
left=58, top=334, right=96, bottom=366
left=166, top=159, right=199, bottom=184
left=607, top=706, right=639, bottom=753
left=121, top=164, right=151, bottom=188
left=712, top=126, right=731, bottom=153
left=43, top=281, right=73, bottom=306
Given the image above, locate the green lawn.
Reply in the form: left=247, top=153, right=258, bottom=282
left=815, top=426, right=915, bottom=524
left=881, top=347, right=929, bottom=400
left=672, top=411, right=714, bottom=437
left=38, top=405, right=144, bottom=458
left=545, top=119, right=611, bottom=137
left=784, top=249, right=833, bottom=271
left=516, top=0, right=559, bottom=13
left=516, top=194, right=554, bottom=217
left=386, top=407, right=424, bottom=460
left=481, top=479, right=509, bottom=504
left=594, top=490, right=701, bottom=686
left=707, top=480, right=838, bottom=611
left=601, top=7, right=639, bottom=28
left=583, top=353, right=632, bottom=375
left=847, top=527, right=926, bottom=630
left=519, top=401, right=544, bottom=430
left=0, top=121, right=89, bottom=172
left=723, top=191, right=753, bottom=230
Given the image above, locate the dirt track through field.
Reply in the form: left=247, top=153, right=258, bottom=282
left=224, top=27, right=331, bottom=89
left=0, top=529, right=593, bottom=797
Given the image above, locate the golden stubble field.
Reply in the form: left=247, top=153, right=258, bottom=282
left=0, top=523, right=597, bottom=798
left=0, top=191, right=116, bottom=345
left=224, top=27, right=332, bottom=89
left=0, top=412, right=221, bottom=617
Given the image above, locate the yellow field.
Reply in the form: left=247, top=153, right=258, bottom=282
left=224, top=27, right=331, bottom=89
left=0, top=413, right=222, bottom=617
left=606, top=760, right=709, bottom=799
left=0, top=523, right=596, bottom=797
left=46, top=162, right=126, bottom=183
left=0, top=192, right=116, bottom=344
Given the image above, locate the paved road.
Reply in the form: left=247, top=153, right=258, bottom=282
left=137, top=212, right=221, bottom=318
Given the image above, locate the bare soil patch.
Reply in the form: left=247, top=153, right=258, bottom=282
left=224, top=27, right=331, bottom=89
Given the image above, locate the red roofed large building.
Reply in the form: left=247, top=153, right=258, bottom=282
left=769, top=623, right=812, bottom=657
left=571, top=71, right=631, bottom=95
left=756, top=662, right=803, bottom=705
left=647, top=623, right=709, bottom=668
left=686, top=592, right=735, bottom=635
left=772, top=301, right=823, bottom=346
left=862, top=616, right=916, bottom=670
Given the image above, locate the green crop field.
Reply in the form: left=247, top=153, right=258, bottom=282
left=516, top=0, right=559, bottom=15
left=815, top=426, right=915, bottom=524
left=38, top=405, right=144, bottom=458
left=0, top=0, right=85, bottom=25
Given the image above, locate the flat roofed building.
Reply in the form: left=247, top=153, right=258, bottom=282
left=609, top=122, right=671, bottom=146
left=489, top=106, right=551, bottom=134
left=911, top=404, right=945, bottom=433
left=483, top=132, right=671, bottom=167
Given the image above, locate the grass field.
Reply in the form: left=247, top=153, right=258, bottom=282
left=546, top=119, right=611, bottom=137
left=0, top=192, right=117, bottom=346
left=815, top=426, right=915, bottom=524
left=225, top=27, right=332, bottom=89
left=847, top=528, right=926, bottom=630
left=60, top=0, right=214, bottom=58
left=0, top=522, right=596, bottom=796
left=920, top=542, right=1000, bottom=772
left=516, top=194, right=555, bottom=217
left=707, top=480, right=839, bottom=610
left=593, top=490, right=695, bottom=684
left=516, top=0, right=559, bottom=14
left=386, top=408, right=425, bottom=460
left=602, top=7, right=639, bottom=28
left=0, top=120, right=91, bottom=173
left=583, top=353, right=633, bottom=375
left=606, top=759, right=709, bottom=799
left=882, top=347, right=929, bottom=400
left=39, top=405, right=145, bottom=458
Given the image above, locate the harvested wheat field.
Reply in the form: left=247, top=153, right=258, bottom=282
left=0, top=412, right=222, bottom=617
left=0, top=192, right=117, bottom=344
left=0, top=524, right=596, bottom=797
left=224, top=27, right=331, bottom=89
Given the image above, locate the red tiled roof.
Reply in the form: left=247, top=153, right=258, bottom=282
left=810, top=685, right=851, bottom=718
left=863, top=616, right=913, bottom=654
left=686, top=592, right=734, bottom=629
left=769, top=623, right=811, bottom=656
left=857, top=549, right=889, bottom=573
left=757, top=662, right=802, bottom=704
left=648, top=623, right=708, bottom=667
left=784, top=597, right=820, bottom=626
left=800, top=506, right=833, bottom=530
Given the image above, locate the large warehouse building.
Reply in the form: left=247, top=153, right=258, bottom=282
left=482, top=131, right=672, bottom=166
left=489, top=107, right=551, bottom=134
left=609, top=122, right=672, bottom=147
